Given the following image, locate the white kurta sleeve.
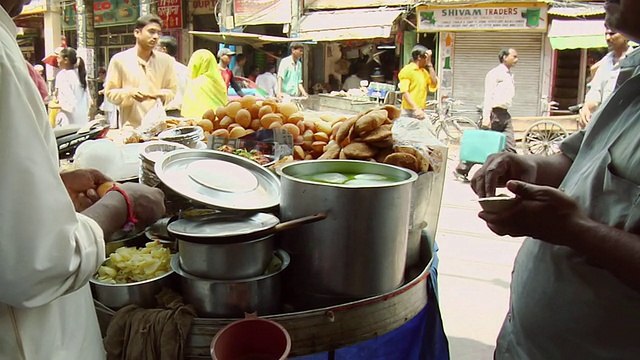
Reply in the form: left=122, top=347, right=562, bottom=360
left=0, top=40, right=106, bottom=309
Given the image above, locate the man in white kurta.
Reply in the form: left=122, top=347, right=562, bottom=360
left=0, top=4, right=106, bottom=359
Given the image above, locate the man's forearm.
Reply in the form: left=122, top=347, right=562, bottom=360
left=298, top=83, right=306, bottom=96
left=277, top=78, right=283, bottom=95
left=560, top=215, right=640, bottom=292
left=427, top=66, right=438, bottom=86
left=530, top=152, right=573, bottom=188
left=231, top=79, right=244, bottom=97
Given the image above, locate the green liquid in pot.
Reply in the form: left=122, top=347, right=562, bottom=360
left=297, top=172, right=402, bottom=186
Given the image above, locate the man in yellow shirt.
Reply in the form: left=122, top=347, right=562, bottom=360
left=398, top=45, right=439, bottom=119
left=105, top=14, right=177, bottom=128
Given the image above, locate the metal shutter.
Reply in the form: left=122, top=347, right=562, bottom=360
left=452, top=32, right=544, bottom=117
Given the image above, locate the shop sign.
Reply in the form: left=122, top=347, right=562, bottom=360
left=20, top=0, right=46, bottom=15
left=62, top=0, right=140, bottom=29
left=417, top=4, right=547, bottom=32
left=233, top=0, right=291, bottom=26
left=189, top=0, right=215, bottom=15
left=158, top=0, right=182, bottom=29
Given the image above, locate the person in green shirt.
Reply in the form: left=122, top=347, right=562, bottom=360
left=277, top=43, right=307, bottom=100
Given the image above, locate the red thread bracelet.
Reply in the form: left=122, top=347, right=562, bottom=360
left=106, top=185, right=139, bottom=232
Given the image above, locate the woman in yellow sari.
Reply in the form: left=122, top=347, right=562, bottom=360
left=181, top=49, right=228, bottom=118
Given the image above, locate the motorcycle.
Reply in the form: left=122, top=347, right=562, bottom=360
left=55, top=119, right=110, bottom=160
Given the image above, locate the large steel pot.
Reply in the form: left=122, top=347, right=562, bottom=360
left=171, top=250, right=290, bottom=318
left=277, top=160, right=417, bottom=309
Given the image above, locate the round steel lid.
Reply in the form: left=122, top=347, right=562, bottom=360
left=154, top=149, right=281, bottom=211
left=167, top=212, right=279, bottom=239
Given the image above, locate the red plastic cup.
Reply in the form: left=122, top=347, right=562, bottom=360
left=210, top=317, right=291, bottom=360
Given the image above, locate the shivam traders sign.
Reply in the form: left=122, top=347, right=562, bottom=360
left=418, top=4, right=547, bottom=32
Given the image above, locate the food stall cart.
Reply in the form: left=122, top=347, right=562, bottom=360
left=89, top=94, right=449, bottom=359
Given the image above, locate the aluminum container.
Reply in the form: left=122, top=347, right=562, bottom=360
left=158, top=126, right=203, bottom=149
left=177, top=235, right=274, bottom=280
left=277, top=160, right=417, bottom=309
left=89, top=268, right=176, bottom=309
left=171, top=250, right=289, bottom=318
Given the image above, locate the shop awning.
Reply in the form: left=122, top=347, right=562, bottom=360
left=548, top=20, right=607, bottom=50
left=299, top=8, right=403, bottom=42
left=189, top=31, right=308, bottom=48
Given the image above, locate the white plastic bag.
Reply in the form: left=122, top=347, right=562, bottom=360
left=139, top=99, right=167, bottom=141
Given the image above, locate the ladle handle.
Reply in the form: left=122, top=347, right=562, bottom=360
left=274, top=212, right=327, bottom=232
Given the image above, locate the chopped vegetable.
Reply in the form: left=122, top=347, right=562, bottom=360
left=217, top=145, right=272, bottom=165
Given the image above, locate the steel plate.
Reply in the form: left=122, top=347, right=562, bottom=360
left=154, top=149, right=281, bottom=211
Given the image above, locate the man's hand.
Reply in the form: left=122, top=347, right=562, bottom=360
left=131, top=90, right=153, bottom=102
left=414, top=108, right=426, bottom=119
left=471, top=152, right=537, bottom=198
left=276, top=92, right=283, bottom=101
left=60, top=169, right=112, bottom=212
left=579, top=106, right=592, bottom=129
left=479, top=180, right=588, bottom=246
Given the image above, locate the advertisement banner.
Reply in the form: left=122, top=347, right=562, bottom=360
left=418, top=4, right=547, bottom=32
left=189, top=0, right=215, bottom=15
left=158, top=0, right=182, bottom=29
left=233, top=0, right=291, bottom=26
left=62, top=0, right=140, bottom=29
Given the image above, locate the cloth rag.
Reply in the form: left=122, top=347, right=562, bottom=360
left=103, top=288, right=197, bottom=360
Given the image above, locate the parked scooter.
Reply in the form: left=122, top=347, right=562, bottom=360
left=55, top=119, right=110, bottom=160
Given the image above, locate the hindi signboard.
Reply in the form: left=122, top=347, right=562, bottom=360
left=418, top=4, right=547, bottom=32
left=158, top=0, right=182, bottom=29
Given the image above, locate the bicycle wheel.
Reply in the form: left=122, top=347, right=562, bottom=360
left=442, top=116, right=478, bottom=142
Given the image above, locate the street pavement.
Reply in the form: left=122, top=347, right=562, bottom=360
left=436, top=147, right=523, bottom=360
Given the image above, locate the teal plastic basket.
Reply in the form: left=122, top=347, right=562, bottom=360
left=459, top=130, right=506, bottom=164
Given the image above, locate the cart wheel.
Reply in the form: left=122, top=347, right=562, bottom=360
left=442, top=116, right=478, bottom=142
left=522, top=120, right=568, bottom=156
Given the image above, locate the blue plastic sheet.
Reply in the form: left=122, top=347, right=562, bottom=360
left=293, top=248, right=449, bottom=360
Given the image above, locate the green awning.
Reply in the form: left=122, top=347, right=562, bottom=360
left=548, top=20, right=607, bottom=50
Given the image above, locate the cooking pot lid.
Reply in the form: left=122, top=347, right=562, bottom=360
left=167, top=212, right=279, bottom=238
left=154, top=149, right=281, bottom=211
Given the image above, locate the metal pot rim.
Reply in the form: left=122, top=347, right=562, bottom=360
left=171, top=249, right=290, bottom=283
left=176, top=234, right=274, bottom=245
left=90, top=267, right=175, bottom=287
left=277, top=159, right=419, bottom=188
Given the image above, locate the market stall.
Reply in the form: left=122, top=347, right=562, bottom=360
left=82, top=96, right=448, bottom=359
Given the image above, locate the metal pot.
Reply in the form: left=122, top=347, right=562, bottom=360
left=171, top=250, right=290, bottom=318
left=178, top=235, right=274, bottom=280
left=277, top=160, right=418, bottom=309
left=168, top=212, right=325, bottom=280
left=89, top=268, right=176, bottom=309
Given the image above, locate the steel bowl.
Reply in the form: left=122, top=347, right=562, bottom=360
left=171, top=249, right=289, bottom=318
left=178, top=235, right=274, bottom=280
left=89, top=263, right=177, bottom=310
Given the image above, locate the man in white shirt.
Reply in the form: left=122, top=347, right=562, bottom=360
left=255, top=63, right=278, bottom=98
left=579, top=28, right=633, bottom=128
left=342, top=65, right=369, bottom=91
left=0, top=0, right=166, bottom=358
left=454, top=48, right=518, bottom=181
left=157, top=35, right=188, bottom=117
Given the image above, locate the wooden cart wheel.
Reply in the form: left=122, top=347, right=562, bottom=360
left=522, top=120, right=569, bottom=156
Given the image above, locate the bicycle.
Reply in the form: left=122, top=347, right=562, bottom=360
left=425, top=98, right=478, bottom=143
